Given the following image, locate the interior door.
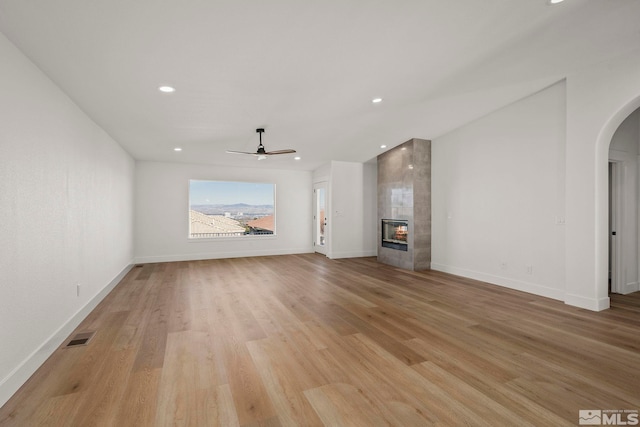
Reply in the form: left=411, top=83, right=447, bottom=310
left=609, top=161, right=620, bottom=294
left=313, top=182, right=327, bottom=255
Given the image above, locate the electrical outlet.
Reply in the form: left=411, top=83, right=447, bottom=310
left=526, top=265, right=533, bottom=275
left=500, top=262, right=508, bottom=270
left=76, top=284, right=81, bottom=297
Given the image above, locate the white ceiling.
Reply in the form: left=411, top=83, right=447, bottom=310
left=1, top=0, right=639, bottom=171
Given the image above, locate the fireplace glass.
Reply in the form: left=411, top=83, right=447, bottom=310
left=381, top=219, right=408, bottom=251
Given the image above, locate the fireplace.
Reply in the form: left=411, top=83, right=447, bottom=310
left=381, top=219, right=408, bottom=251
left=378, top=138, right=430, bottom=270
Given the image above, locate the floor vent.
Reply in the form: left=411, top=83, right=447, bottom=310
left=63, top=331, right=96, bottom=348
left=135, top=264, right=143, bottom=268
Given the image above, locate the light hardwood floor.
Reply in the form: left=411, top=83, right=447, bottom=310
left=1, top=254, right=639, bottom=426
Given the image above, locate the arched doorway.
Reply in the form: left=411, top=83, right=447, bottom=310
left=607, top=106, right=640, bottom=294
left=597, top=96, right=640, bottom=300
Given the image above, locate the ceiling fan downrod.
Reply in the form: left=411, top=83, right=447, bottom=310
left=256, top=128, right=266, bottom=154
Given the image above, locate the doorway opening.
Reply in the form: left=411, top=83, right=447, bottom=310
left=313, top=182, right=327, bottom=255
left=608, top=161, right=620, bottom=294
left=606, top=106, right=640, bottom=296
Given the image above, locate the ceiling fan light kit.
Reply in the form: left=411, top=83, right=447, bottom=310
left=226, top=128, right=296, bottom=160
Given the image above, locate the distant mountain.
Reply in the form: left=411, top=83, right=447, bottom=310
left=223, top=203, right=274, bottom=209
left=191, top=203, right=274, bottom=215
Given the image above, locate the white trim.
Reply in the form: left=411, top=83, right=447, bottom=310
left=0, top=263, right=134, bottom=408
left=620, top=281, right=640, bottom=294
left=188, top=235, right=277, bottom=242
left=431, top=263, right=565, bottom=301
left=134, top=248, right=314, bottom=264
left=608, top=158, right=624, bottom=294
left=609, top=149, right=628, bottom=161
left=595, top=94, right=640, bottom=311
left=313, top=181, right=328, bottom=256
left=565, top=292, right=610, bottom=311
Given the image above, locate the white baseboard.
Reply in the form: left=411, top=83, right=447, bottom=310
left=134, top=248, right=314, bottom=264
left=431, top=262, right=612, bottom=311
left=564, top=293, right=610, bottom=311
left=620, top=281, right=640, bottom=294
left=0, top=263, right=134, bottom=409
left=430, top=263, right=565, bottom=302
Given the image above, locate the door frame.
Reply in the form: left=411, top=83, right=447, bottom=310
left=313, top=181, right=328, bottom=255
left=608, top=159, right=623, bottom=294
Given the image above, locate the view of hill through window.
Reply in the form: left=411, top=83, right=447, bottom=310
left=188, top=180, right=275, bottom=238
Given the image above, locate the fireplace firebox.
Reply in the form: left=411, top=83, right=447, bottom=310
left=381, top=219, right=408, bottom=251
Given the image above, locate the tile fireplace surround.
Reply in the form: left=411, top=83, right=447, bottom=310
left=377, top=138, right=431, bottom=270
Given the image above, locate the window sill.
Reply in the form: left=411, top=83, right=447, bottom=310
left=188, top=235, right=277, bottom=243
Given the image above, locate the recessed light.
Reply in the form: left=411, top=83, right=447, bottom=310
left=294, top=156, right=301, bottom=160
left=547, top=0, right=564, bottom=4
left=372, top=98, right=383, bottom=104
left=174, top=147, right=182, bottom=152
left=159, top=86, right=175, bottom=93
left=380, top=145, right=387, bottom=149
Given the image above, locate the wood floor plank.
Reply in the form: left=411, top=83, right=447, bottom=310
left=131, top=268, right=172, bottom=372
left=1, top=254, right=639, bottom=426
left=304, top=383, right=393, bottom=427
left=68, top=348, right=136, bottom=427
left=326, top=303, right=427, bottom=366
left=28, top=393, right=82, bottom=427
left=154, top=330, right=223, bottom=426
left=166, top=264, right=193, bottom=334
left=340, top=333, right=493, bottom=426
left=246, top=338, right=324, bottom=426
left=112, top=368, right=161, bottom=427
left=412, top=361, right=539, bottom=427
left=219, top=335, right=277, bottom=426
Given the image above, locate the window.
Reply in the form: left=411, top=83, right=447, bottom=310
left=189, top=180, right=275, bottom=238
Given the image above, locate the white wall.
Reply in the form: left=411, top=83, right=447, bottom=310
left=362, top=161, right=378, bottom=254
left=608, top=108, right=640, bottom=294
left=0, top=33, right=135, bottom=406
left=312, top=163, right=331, bottom=183
left=312, top=161, right=377, bottom=259
left=327, top=161, right=377, bottom=259
left=610, top=109, right=640, bottom=154
left=432, top=82, right=566, bottom=300
left=134, top=161, right=313, bottom=262
left=431, top=47, right=640, bottom=311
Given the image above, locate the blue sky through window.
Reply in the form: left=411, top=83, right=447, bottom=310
left=189, top=180, right=274, bottom=206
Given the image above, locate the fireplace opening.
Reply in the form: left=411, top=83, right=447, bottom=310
left=381, top=219, right=408, bottom=251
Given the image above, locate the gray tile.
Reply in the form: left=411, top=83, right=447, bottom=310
left=377, top=138, right=432, bottom=271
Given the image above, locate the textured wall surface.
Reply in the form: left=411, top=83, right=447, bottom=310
left=377, top=139, right=431, bottom=270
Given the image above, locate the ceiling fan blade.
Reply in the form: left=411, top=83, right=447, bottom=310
left=265, top=149, right=297, bottom=155
left=226, top=150, right=256, bottom=155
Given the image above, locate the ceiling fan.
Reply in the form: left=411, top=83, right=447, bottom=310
left=226, top=128, right=296, bottom=160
